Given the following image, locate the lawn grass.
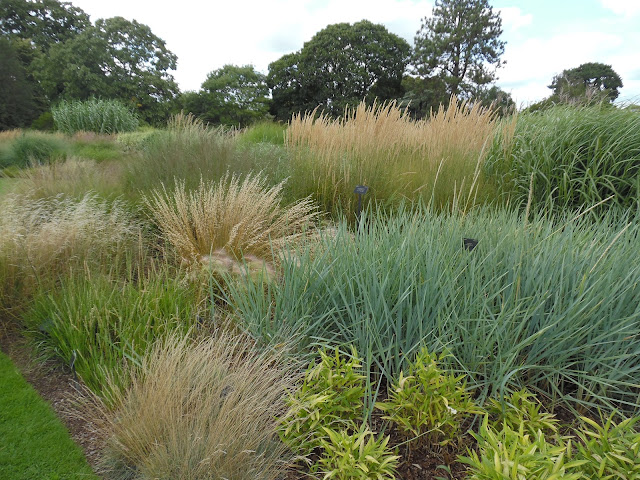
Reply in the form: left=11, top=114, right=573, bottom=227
left=0, top=351, right=97, bottom=480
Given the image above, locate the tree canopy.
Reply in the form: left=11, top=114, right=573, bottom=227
left=182, top=65, right=270, bottom=127
left=0, top=0, right=90, bottom=51
left=35, top=16, right=179, bottom=125
left=413, top=0, right=505, bottom=99
left=549, top=62, right=623, bottom=102
left=0, top=37, right=39, bottom=129
left=268, top=20, right=411, bottom=120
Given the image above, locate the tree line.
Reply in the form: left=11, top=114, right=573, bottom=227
left=0, top=0, right=625, bottom=131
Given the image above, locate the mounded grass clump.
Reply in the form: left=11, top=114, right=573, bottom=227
left=0, top=131, right=68, bottom=169
left=16, top=157, right=126, bottom=200
left=98, top=332, right=299, bottom=480
left=0, top=352, right=98, bottom=480
left=239, top=121, right=287, bottom=146
left=144, top=172, right=319, bottom=263
left=286, top=97, right=508, bottom=216
left=486, top=104, right=640, bottom=214
left=52, top=98, right=139, bottom=135
left=221, top=205, right=640, bottom=414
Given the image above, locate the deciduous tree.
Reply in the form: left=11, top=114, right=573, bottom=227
left=268, top=20, right=410, bottom=120
left=192, top=65, right=270, bottom=127
left=0, top=37, right=39, bottom=129
left=35, top=16, right=179, bottom=125
left=0, top=0, right=90, bottom=51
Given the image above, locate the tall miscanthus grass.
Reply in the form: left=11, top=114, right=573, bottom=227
left=219, top=205, right=640, bottom=415
left=144, top=173, right=319, bottom=263
left=52, top=98, right=139, bottom=135
left=126, top=113, right=283, bottom=196
left=485, top=104, right=640, bottom=214
left=285, top=97, right=511, bottom=216
left=96, top=331, right=300, bottom=480
left=23, top=265, right=202, bottom=400
left=0, top=193, right=142, bottom=315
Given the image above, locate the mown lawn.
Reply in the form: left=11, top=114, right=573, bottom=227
left=0, top=351, right=97, bottom=480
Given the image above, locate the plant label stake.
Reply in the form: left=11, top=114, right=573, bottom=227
left=354, top=185, right=369, bottom=226
left=463, top=238, right=478, bottom=251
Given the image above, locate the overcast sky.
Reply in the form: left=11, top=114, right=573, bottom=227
left=69, top=0, right=640, bottom=106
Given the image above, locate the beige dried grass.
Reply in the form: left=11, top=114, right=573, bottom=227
left=0, top=129, right=23, bottom=143
left=286, top=96, right=513, bottom=213
left=0, top=193, right=142, bottom=311
left=98, top=331, right=300, bottom=480
left=144, top=173, right=319, bottom=263
left=16, top=157, right=125, bottom=199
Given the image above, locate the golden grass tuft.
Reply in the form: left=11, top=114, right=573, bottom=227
left=0, top=129, right=23, bottom=143
left=144, top=173, right=319, bottom=263
left=286, top=96, right=515, bottom=214
left=99, top=331, right=300, bottom=480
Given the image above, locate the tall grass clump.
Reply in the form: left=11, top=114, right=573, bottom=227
left=52, top=98, right=138, bottom=134
left=286, top=97, right=508, bottom=216
left=127, top=113, right=278, bottom=195
left=97, top=331, right=299, bottom=480
left=0, top=193, right=142, bottom=315
left=144, top=172, right=319, bottom=263
left=23, top=266, right=202, bottom=399
left=238, top=121, right=287, bottom=146
left=486, top=104, right=640, bottom=214
left=220, top=205, right=640, bottom=414
left=0, top=131, right=68, bottom=169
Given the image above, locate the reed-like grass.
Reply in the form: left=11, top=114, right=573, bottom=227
left=219, top=205, right=640, bottom=415
left=144, top=173, right=319, bottom=263
left=285, top=98, right=511, bottom=216
left=52, top=99, right=138, bottom=135
left=485, top=104, right=640, bottom=214
left=97, top=331, right=299, bottom=480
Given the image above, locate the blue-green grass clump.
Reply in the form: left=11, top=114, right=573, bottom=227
left=220, top=205, right=640, bottom=414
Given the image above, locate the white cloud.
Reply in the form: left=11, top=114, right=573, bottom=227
left=46, top=0, right=640, bottom=103
left=600, top=0, right=640, bottom=17
left=72, top=0, right=431, bottom=91
left=497, top=7, right=533, bottom=31
left=498, top=31, right=626, bottom=105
